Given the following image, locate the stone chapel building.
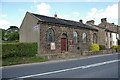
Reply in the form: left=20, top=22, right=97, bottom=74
left=20, top=12, right=119, bottom=55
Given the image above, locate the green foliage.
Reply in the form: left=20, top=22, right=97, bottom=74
left=2, top=26, right=19, bottom=41
left=2, top=57, right=48, bottom=66
left=90, top=43, right=99, bottom=51
left=15, top=40, right=19, bottom=42
left=5, top=32, right=19, bottom=41
left=0, top=29, right=5, bottom=39
left=8, top=26, right=19, bottom=30
left=99, top=45, right=106, bottom=50
left=2, top=42, right=37, bottom=59
left=111, top=45, right=120, bottom=49
left=2, top=40, right=19, bottom=43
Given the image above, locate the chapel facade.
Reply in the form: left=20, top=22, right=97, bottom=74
left=20, top=12, right=120, bottom=55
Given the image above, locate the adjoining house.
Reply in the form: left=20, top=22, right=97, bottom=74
left=118, top=27, right=120, bottom=45
left=86, top=18, right=119, bottom=48
left=20, top=12, right=119, bottom=55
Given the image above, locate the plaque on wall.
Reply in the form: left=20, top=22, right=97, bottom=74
left=34, top=25, right=39, bottom=31
left=51, top=42, right=55, bottom=50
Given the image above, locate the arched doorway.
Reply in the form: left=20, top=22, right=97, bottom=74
left=61, top=33, right=68, bottom=51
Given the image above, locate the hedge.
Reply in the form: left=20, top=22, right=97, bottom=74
left=90, top=43, right=99, bottom=51
left=111, top=45, right=120, bottom=49
left=99, top=45, right=106, bottom=50
left=2, top=42, right=37, bottom=58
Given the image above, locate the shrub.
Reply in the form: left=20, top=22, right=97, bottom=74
left=15, top=40, right=19, bottom=42
left=90, top=43, right=99, bottom=51
left=111, top=45, right=120, bottom=49
left=99, top=45, right=106, bottom=50
left=2, top=42, right=37, bottom=59
left=4, top=32, right=19, bottom=41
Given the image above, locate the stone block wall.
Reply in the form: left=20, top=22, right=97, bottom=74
left=38, top=23, right=95, bottom=55
left=84, top=49, right=116, bottom=56
left=40, top=49, right=117, bottom=60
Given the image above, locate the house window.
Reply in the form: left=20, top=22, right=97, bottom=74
left=106, top=32, right=108, bottom=42
left=73, top=32, right=78, bottom=44
left=47, top=28, right=55, bottom=42
left=82, top=33, right=87, bottom=43
left=110, top=33, right=112, bottom=38
left=93, top=33, right=97, bottom=43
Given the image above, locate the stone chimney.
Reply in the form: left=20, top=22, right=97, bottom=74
left=112, top=23, right=114, bottom=25
left=79, top=19, right=83, bottom=23
left=101, top=18, right=107, bottom=23
left=86, top=20, right=95, bottom=25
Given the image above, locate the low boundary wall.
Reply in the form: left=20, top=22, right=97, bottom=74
left=41, top=49, right=119, bottom=60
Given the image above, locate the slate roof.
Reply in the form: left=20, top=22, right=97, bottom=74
left=105, top=28, right=117, bottom=33
left=31, top=13, right=98, bottom=31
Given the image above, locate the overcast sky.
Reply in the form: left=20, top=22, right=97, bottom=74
left=0, top=1, right=119, bottom=29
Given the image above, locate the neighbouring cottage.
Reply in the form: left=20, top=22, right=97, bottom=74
left=86, top=18, right=120, bottom=48
left=20, top=12, right=120, bottom=56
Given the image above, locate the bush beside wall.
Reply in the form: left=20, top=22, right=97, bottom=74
left=2, top=42, right=37, bottom=59
left=99, top=45, right=106, bottom=50
left=90, top=43, right=99, bottom=51
left=111, top=45, right=120, bottom=49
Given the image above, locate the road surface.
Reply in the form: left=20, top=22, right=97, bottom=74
left=2, top=53, right=120, bottom=79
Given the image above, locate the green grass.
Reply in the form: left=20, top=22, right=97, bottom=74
left=2, top=40, right=19, bottom=43
left=2, top=57, right=49, bottom=66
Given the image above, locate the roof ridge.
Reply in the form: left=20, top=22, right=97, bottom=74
left=31, top=12, right=81, bottom=23
left=31, top=12, right=98, bottom=31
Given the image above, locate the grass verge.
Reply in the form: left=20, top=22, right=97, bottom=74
left=2, top=57, right=49, bottom=66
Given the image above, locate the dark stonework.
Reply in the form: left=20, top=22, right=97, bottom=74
left=38, top=23, right=95, bottom=55
left=99, top=18, right=118, bottom=33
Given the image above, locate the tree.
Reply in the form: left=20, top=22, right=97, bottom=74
left=5, top=31, right=19, bottom=41
left=1, top=26, right=19, bottom=41
left=0, top=29, right=6, bottom=40
left=8, top=26, right=19, bottom=30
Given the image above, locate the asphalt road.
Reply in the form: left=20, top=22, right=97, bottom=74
left=2, top=53, right=120, bottom=79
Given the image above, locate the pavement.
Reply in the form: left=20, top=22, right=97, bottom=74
left=1, top=53, right=120, bottom=79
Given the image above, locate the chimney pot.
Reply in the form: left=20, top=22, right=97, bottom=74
left=86, top=20, right=94, bottom=25
left=54, top=13, right=57, bottom=18
left=79, top=20, right=83, bottom=23
left=101, top=18, right=107, bottom=23
left=112, top=23, right=114, bottom=25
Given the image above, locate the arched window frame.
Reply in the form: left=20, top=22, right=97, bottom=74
left=93, top=33, right=97, bottom=43
left=82, top=32, right=87, bottom=43
left=47, top=28, right=55, bottom=43
left=73, top=31, right=78, bottom=44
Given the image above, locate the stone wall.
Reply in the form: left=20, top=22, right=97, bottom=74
left=86, top=23, right=106, bottom=45
left=40, top=49, right=117, bottom=60
left=84, top=49, right=116, bottom=56
left=38, top=23, right=96, bottom=55
left=20, top=12, right=40, bottom=42
left=99, top=18, right=118, bottom=32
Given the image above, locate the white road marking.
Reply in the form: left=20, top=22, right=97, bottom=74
left=2, top=53, right=119, bottom=69
left=16, top=59, right=120, bottom=79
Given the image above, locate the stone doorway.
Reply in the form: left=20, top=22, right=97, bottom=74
left=61, top=33, right=68, bottom=51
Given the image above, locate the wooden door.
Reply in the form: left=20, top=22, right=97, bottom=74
left=61, top=38, right=66, bottom=51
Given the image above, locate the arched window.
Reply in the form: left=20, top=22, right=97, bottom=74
left=82, top=33, right=87, bottom=43
left=47, top=28, right=55, bottom=42
left=93, top=33, right=97, bottom=43
left=73, top=32, right=78, bottom=44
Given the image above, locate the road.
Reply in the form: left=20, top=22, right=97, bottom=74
left=2, top=53, right=120, bottom=79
